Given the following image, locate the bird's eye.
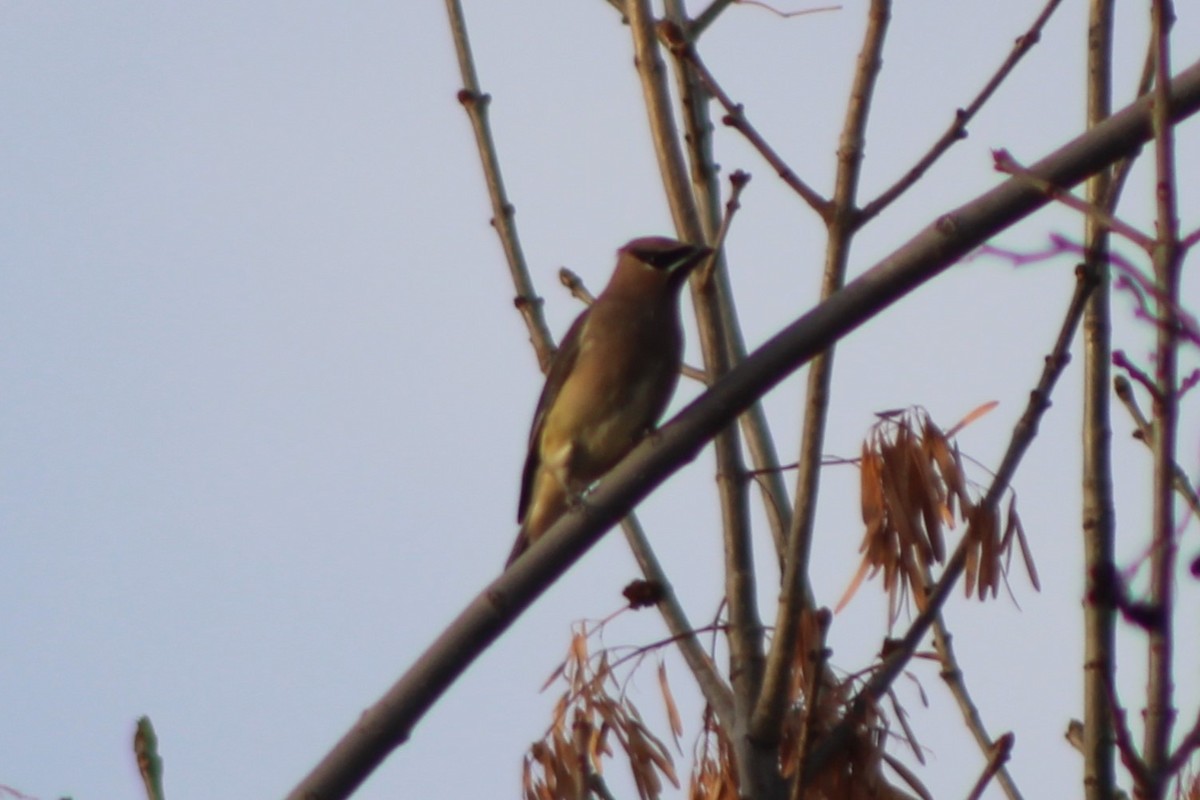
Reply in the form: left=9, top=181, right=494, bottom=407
left=640, top=247, right=695, bottom=271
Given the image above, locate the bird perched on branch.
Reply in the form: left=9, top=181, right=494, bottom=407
left=506, top=236, right=712, bottom=567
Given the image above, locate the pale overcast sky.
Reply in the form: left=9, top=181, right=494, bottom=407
left=3, top=2, right=1198, bottom=798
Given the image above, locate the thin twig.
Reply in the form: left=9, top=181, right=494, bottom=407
left=1166, top=708, right=1200, bottom=774
left=1113, top=376, right=1200, bottom=519
left=660, top=23, right=828, bottom=215
left=699, top=171, right=749, bottom=288
left=660, top=14, right=795, bottom=569
left=858, top=0, right=1064, bottom=225
left=445, top=0, right=553, bottom=370
left=965, top=733, right=1015, bottom=800
left=1104, top=666, right=1151, bottom=788
left=1103, top=42, right=1156, bottom=212
left=932, top=621, right=1023, bottom=799
left=690, top=0, right=739, bottom=37
left=690, top=0, right=840, bottom=37
left=1181, top=225, right=1200, bottom=250
left=993, top=150, right=1156, bottom=251
left=620, top=516, right=736, bottom=726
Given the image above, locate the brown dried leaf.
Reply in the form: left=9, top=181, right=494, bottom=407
left=835, top=554, right=874, bottom=613
left=657, top=662, right=684, bottom=746
left=928, top=420, right=973, bottom=527
left=906, top=436, right=945, bottom=562
left=540, top=661, right=568, bottom=693
left=953, top=442, right=974, bottom=517
left=588, top=720, right=609, bottom=768
left=531, top=741, right=557, bottom=795
left=879, top=443, right=919, bottom=559
left=1001, top=494, right=1017, bottom=554
left=945, top=399, right=999, bottom=437
left=570, top=630, right=589, bottom=670
left=964, top=517, right=979, bottom=599
left=551, top=726, right=581, bottom=794
left=631, top=719, right=678, bottom=787
left=861, top=442, right=884, bottom=526
left=1013, top=506, right=1041, bottom=590
left=595, top=651, right=612, bottom=688
left=882, top=751, right=936, bottom=800
left=978, top=504, right=1000, bottom=599
left=522, top=756, right=534, bottom=800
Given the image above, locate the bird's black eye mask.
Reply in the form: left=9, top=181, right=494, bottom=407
left=637, top=247, right=700, bottom=271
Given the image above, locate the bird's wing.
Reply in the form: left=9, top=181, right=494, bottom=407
left=517, top=309, right=590, bottom=523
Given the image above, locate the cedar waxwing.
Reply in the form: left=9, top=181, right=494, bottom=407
left=507, top=236, right=712, bottom=566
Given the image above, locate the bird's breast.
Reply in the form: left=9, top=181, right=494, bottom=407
left=537, top=307, right=682, bottom=480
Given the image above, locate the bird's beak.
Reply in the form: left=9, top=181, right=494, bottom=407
left=669, top=244, right=713, bottom=280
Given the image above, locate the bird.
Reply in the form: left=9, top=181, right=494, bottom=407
left=506, top=236, right=712, bottom=567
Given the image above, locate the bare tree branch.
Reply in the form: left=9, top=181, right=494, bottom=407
left=621, top=516, right=736, bottom=725
left=690, top=0, right=739, bottom=38
left=964, top=733, right=1015, bottom=800
left=1081, top=1, right=1119, bottom=797
left=931, top=621, right=1023, bottom=799
left=805, top=237, right=1103, bottom=781
left=625, top=3, right=772, bottom=794
left=1113, top=376, right=1200, bottom=519
left=858, top=0, right=1065, bottom=225
left=661, top=16, right=794, bottom=567
left=1143, top=4, right=1183, bottom=796
left=994, top=150, right=1156, bottom=252
left=1166, top=707, right=1200, bottom=775
left=444, top=0, right=553, bottom=370
left=285, top=61, right=1200, bottom=800
left=662, top=23, right=828, bottom=215
left=753, top=0, right=891, bottom=746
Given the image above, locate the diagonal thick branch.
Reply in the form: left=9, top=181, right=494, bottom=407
left=285, top=59, right=1200, bottom=800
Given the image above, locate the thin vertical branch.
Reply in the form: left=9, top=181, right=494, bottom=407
left=624, top=2, right=771, bottom=795
left=1081, top=2, right=1118, bottom=798
left=659, top=17, right=794, bottom=568
left=752, top=0, right=891, bottom=744
left=444, top=0, right=553, bottom=370
left=932, top=620, right=1024, bottom=800
left=1143, top=1, right=1181, bottom=795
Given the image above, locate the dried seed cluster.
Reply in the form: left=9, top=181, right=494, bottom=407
left=842, top=406, right=1039, bottom=619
